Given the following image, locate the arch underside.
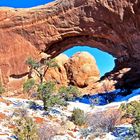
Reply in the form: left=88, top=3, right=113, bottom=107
left=45, top=35, right=128, bottom=58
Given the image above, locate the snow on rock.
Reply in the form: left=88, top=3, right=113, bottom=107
left=67, top=101, right=92, bottom=112
left=0, top=88, right=140, bottom=139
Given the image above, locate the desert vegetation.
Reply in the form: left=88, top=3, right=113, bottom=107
left=37, top=81, right=66, bottom=110
left=24, top=57, right=81, bottom=111
left=23, top=78, right=36, bottom=97
left=12, top=108, right=61, bottom=140
left=85, top=109, right=121, bottom=138
left=71, top=108, right=86, bottom=126
left=120, top=101, right=140, bottom=138
left=25, top=57, right=62, bottom=110
left=0, top=56, right=139, bottom=140
left=13, top=109, right=39, bottom=140
left=26, top=57, right=58, bottom=84
left=58, top=85, right=81, bottom=101
left=0, top=83, right=5, bottom=95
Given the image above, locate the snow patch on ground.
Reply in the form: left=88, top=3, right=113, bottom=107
left=0, top=88, right=140, bottom=139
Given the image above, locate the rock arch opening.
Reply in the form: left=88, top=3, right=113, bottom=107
left=44, top=34, right=138, bottom=91
left=63, top=46, right=116, bottom=77
left=45, top=45, right=116, bottom=93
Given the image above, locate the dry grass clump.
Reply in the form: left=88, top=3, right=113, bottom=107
left=38, top=123, right=61, bottom=140
left=86, top=109, right=122, bottom=136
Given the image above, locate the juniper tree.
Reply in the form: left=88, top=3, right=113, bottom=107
left=58, top=85, right=81, bottom=101
left=26, top=57, right=58, bottom=84
left=37, top=81, right=65, bottom=110
left=25, top=57, right=65, bottom=110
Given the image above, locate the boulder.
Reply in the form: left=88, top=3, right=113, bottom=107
left=45, top=54, right=69, bottom=86
left=65, top=52, right=100, bottom=87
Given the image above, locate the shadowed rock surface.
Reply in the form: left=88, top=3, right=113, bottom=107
left=0, top=0, right=140, bottom=90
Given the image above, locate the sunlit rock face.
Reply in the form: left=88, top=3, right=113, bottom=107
left=0, top=0, right=140, bottom=91
left=0, top=31, right=40, bottom=84
left=44, top=54, right=69, bottom=86
left=64, top=52, right=100, bottom=88
left=44, top=52, right=100, bottom=93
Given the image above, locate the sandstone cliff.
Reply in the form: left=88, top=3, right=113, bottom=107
left=0, top=0, right=140, bottom=91
left=45, top=54, right=69, bottom=86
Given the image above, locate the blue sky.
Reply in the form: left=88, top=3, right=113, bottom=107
left=0, top=0, right=53, bottom=8
left=0, top=0, right=115, bottom=76
left=64, top=47, right=115, bottom=76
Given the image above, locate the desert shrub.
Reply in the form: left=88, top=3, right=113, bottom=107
left=13, top=108, right=28, bottom=117
left=37, top=81, right=56, bottom=99
left=37, top=81, right=65, bottom=110
left=0, top=83, right=5, bottom=95
left=26, top=57, right=39, bottom=69
left=120, top=101, right=140, bottom=138
left=86, top=109, right=121, bottom=135
left=25, top=57, right=65, bottom=111
left=38, top=123, right=60, bottom=140
left=14, top=117, right=39, bottom=140
left=13, top=109, right=39, bottom=140
left=37, top=81, right=55, bottom=110
left=71, top=108, right=86, bottom=126
left=59, top=85, right=81, bottom=101
left=26, top=57, right=58, bottom=83
left=23, top=78, right=35, bottom=93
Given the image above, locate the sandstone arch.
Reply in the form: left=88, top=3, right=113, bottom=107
left=0, top=0, right=140, bottom=89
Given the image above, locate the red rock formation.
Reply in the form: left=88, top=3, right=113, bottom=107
left=65, top=52, right=100, bottom=87
left=0, top=0, right=139, bottom=90
left=45, top=54, right=69, bottom=86
left=44, top=52, right=100, bottom=93
left=0, top=30, right=39, bottom=84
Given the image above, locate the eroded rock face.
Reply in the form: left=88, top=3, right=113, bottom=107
left=0, top=0, right=140, bottom=90
left=0, top=31, right=40, bottom=84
